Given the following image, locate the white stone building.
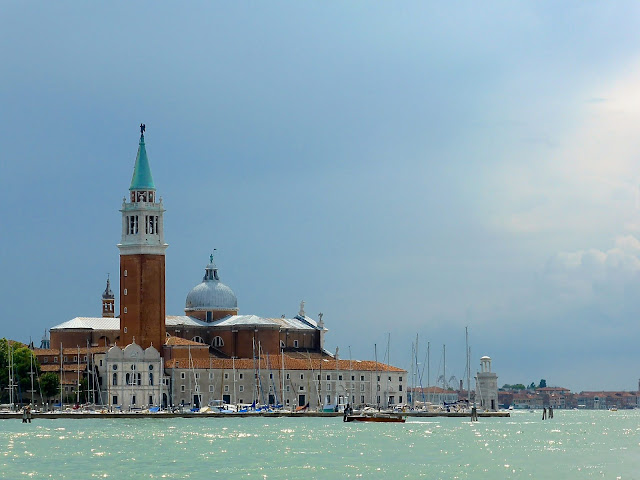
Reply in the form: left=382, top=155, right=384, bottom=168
left=96, top=342, right=168, bottom=409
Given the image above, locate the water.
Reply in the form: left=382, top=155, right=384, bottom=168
left=1, top=410, right=639, bottom=479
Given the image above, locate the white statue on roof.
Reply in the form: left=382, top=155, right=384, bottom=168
left=299, top=300, right=305, bottom=317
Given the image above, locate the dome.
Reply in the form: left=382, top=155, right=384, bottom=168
left=185, top=259, right=238, bottom=312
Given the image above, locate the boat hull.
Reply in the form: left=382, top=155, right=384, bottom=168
left=345, top=415, right=405, bottom=423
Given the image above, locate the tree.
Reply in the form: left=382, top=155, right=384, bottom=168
left=528, top=382, right=536, bottom=390
left=0, top=338, right=40, bottom=404
left=539, top=379, right=547, bottom=388
left=40, top=372, right=60, bottom=401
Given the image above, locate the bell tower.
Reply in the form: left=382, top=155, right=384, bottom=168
left=117, top=125, right=168, bottom=351
left=102, top=275, right=115, bottom=318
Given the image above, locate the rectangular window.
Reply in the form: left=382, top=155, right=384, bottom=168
left=224, top=385, right=229, bottom=392
left=351, top=375, right=355, bottom=381
left=399, top=385, right=403, bottom=391
left=388, top=376, right=391, bottom=382
left=239, top=373, right=243, bottom=379
left=124, top=270, right=127, bottom=277
left=339, top=375, right=343, bottom=381
left=326, top=394, right=331, bottom=404
left=286, top=373, right=290, bottom=380
left=224, top=373, right=229, bottom=380
left=360, top=376, right=364, bottom=381
left=269, top=373, right=273, bottom=379
left=180, top=386, right=185, bottom=392
left=99, top=360, right=103, bottom=367
left=209, top=372, right=214, bottom=380
left=377, top=385, right=380, bottom=391
left=181, top=372, right=186, bottom=380
left=113, top=395, right=118, bottom=405
left=73, top=356, right=77, bottom=361
left=83, top=356, right=87, bottom=362
left=360, top=384, right=365, bottom=392
left=195, top=373, right=199, bottom=379
left=209, top=385, right=214, bottom=393
left=361, top=395, right=365, bottom=403
left=399, top=396, right=403, bottom=404
left=145, top=215, right=149, bottom=234
left=134, top=215, right=138, bottom=234
left=300, top=374, right=304, bottom=380
left=43, top=357, right=48, bottom=363
left=299, top=386, right=304, bottom=391
left=63, top=356, right=68, bottom=362
left=377, top=396, right=380, bottom=404
left=327, top=384, right=331, bottom=391
left=377, top=376, right=380, bottom=381
left=317, top=375, right=320, bottom=381
left=126, top=216, right=130, bottom=235
left=399, top=376, right=403, bottom=382
left=286, top=386, right=290, bottom=392
left=154, top=216, right=159, bottom=235
left=293, top=340, right=299, bottom=348
left=124, top=288, right=127, bottom=295
left=124, top=308, right=127, bottom=314
left=239, top=385, right=244, bottom=392
left=326, top=374, right=331, bottom=380
left=54, top=356, right=58, bottom=362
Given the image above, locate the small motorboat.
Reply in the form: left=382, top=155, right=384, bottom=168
left=344, top=412, right=405, bottom=423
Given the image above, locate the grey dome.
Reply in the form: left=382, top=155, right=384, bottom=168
left=185, top=261, right=238, bottom=312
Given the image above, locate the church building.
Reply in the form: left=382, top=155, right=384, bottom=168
left=34, top=127, right=406, bottom=411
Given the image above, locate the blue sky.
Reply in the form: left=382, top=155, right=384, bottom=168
left=2, top=2, right=640, bottom=391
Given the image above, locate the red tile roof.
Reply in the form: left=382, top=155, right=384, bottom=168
left=164, top=354, right=405, bottom=372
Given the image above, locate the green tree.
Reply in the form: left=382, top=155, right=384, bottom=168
left=0, top=338, right=40, bottom=404
left=539, top=379, right=547, bottom=388
left=39, top=372, right=60, bottom=401
left=528, top=382, right=536, bottom=390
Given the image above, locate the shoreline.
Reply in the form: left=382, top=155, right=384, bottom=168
left=0, top=411, right=510, bottom=420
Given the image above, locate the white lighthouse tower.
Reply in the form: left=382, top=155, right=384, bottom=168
left=476, top=356, right=498, bottom=411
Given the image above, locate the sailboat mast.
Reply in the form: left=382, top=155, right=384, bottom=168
left=281, top=349, right=285, bottom=408
left=59, top=342, right=63, bottom=411
left=76, top=346, right=80, bottom=404
left=466, top=327, right=471, bottom=405
left=29, top=350, right=35, bottom=406
left=443, top=344, right=446, bottom=391
left=426, top=341, right=430, bottom=403
left=374, top=343, right=379, bottom=407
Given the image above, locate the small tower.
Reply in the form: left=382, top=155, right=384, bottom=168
left=102, top=275, right=115, bottom=317
left=476, top=356, right=499, bottom=411
left=117, top=125, right=168, bottom=351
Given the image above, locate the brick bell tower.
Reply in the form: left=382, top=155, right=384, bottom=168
left=117, top=124, right=168, bottom=351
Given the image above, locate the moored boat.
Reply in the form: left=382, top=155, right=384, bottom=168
left=345, top=412, right=405, bottom=423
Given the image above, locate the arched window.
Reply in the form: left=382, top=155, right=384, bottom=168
left=280, top=340, right=285, bottom=349
left=192, top=336, right=204, bottom=344
left=126, top=373, right=131, bottom=385
left=149, top=372, right=154, bottom=386
left=212, top=336, right=224, bottom=348
left=112, top=373, right=118, bottom=386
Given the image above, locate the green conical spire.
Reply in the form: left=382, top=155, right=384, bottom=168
left=129, top=133, right=156, bottom=191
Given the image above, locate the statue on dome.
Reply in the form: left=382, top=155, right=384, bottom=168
left=299, top=300, right=305, bottom=317
left=140, top=123, right=146, bottom=135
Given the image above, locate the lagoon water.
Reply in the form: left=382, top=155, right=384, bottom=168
left=1, top=410, right=639, bottom=479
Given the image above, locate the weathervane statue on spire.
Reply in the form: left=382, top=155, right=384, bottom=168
left=140, top=123, right=146, bottom=135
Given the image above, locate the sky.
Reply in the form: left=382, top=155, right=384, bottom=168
left=2, top=2, right=640, bottom=392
